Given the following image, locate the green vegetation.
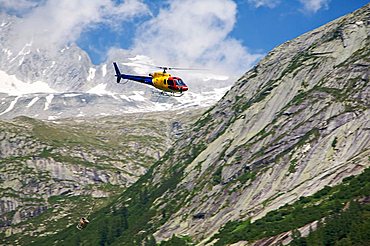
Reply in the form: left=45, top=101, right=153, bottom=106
left=279, top=51, right=314, bottom=79
left=321, top=25, right=344, bottom=43
left=1, top=111, right=206, bottom=245
left=29, top=140, right=207, bottom=246
left=288, top=159, right=298, bottom=173
left=1, top=195, right=108, bottom=246
left=212, top=166, right=223, bottom=185
left=233, top=79, right=279, bottom=114
left=331, top=137, right=338, bottom=148
left=159, top=235, right=193, bottom=245
left=210, top=167, right=370, bottom=245
left=289, top=201, right=370, bottom=246
left=194, top=113, right=212, bottom=132
left=237, top=171, right=256, bottom=184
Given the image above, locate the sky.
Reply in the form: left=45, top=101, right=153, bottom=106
left=0, top=0, right=369, bottom=78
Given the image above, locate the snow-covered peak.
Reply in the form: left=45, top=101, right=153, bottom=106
left=0, top=70, right=57, bottom=96
left=87, top=83, right=111, bottom=95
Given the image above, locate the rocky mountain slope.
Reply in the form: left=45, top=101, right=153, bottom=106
left=5, top=3, right=370, bottom=246
left=0, top=109, right=203, bottom=245
left=151, top=3, right=370, bottom=243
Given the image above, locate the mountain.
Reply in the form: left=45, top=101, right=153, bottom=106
left=0, top=13, right=230, bottom=120
left=0, top=109, right=203, bottom=244
left=3, top=3, right=370, bottom=246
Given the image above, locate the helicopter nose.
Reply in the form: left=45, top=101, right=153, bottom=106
left=182, top=86, right=188, bottom=91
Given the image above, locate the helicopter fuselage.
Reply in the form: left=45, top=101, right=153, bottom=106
left=113, top=63, right=188, bottom=94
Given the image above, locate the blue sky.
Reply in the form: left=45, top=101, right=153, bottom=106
left=231, top=0, right=369, bottom=53
left=73, top=0, right=369, bottom=66
left=1, top=0, right=369, bottom=77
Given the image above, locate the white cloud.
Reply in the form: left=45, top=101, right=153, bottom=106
left=0, top=0, right=44, bottom=14
left=247, top=0, right=330, bottom=13
left=125, top=0, right=262, bottom=79
left=5, top=0, right=262, bottom=80
left=299, top=0, right=330, bottom=13
left=7, top=0, right=149, bottom=51
left=247, top=0, right=281, bottom=8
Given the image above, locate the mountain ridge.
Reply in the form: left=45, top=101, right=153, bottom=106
left=2, top=3, right=370, bottom=246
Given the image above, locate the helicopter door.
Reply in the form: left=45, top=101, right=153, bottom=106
left=167, top=78, right=175, bottom=90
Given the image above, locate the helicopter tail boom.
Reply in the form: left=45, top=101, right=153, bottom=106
left=113, top=62, right=153, bottom=85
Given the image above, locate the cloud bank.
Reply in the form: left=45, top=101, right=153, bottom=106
left=247, top=0, right=331, bottom=13
left=128, top=0, right=262, bottom=77
left=7, top=0, right=149, bottom=50
left=0, top=0, right=44, bottom=14
left=3, top=0, right=261, bottom=79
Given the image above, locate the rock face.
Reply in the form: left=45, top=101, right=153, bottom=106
left=0, top=110, right=202, bottom=243
left=151, top=4, right=370, bottom=243
left=152, top=4, right=369, bottom=242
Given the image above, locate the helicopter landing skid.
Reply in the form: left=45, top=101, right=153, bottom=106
left=152, top=90, right=183, bottom=97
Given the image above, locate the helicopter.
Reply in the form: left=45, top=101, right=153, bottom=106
left=113, top=62, right=189, bottom=96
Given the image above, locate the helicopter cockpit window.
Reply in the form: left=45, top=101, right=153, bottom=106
left=167, top=79, right=174, bottom=86
left=176, top=79, right=185, bottom=86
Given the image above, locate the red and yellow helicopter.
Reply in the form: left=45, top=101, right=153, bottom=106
left=113, top=62, right=189, bottom=96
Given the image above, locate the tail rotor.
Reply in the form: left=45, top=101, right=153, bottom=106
left=113, top=62, right=122, bottom=83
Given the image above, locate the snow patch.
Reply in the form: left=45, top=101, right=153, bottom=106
left=87, top=83, right=115, bottom=96
left=1, top=22, right=6, bottom=27
left=18, top=56, right=24, bottom=66
left=129, top=91, right=146, bottom=102
left=18, top=44, right=31, bottom=56
left=102, top=64, right=107, bottom=77
left=0, top=70, right=57, bottom=95
left=60, top=45, right=70, bottom=53
left=77, top=111, right=85, bottom=117
left=78, top=55, right=81, bottom=61
left=150, top=102, right=173, bottom=111
left=2, top=49, right=12, bottom=57
left=62, top=93, right=82, bottom=97
left=201, top=74, right=229, bottom=81
left=44, top=94, right=54, bottom=110
left=174, top=87, right=230, bottom=108
left=48, top=115, right=58, bottom=120
left=0, top=96, right=21, bottom=116
left=120, top=95, right=131, bottom=101
left=87, top=68, right=96, bottom=81
left=27, top=97, right=40, bottom=108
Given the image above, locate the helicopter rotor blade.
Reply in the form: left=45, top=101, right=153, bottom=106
left=157, top=66, right=207, bottom=71
left=121, top=62, right=208, bottom=73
